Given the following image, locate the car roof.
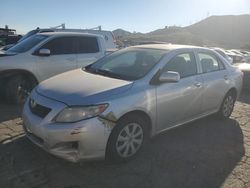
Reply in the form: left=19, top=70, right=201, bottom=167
left=130, top=44, right=210, bottom=51
left=36, top=32, right=101, bottom=37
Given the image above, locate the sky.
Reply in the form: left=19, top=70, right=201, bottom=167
left=1, top=0, right=250, bottom=34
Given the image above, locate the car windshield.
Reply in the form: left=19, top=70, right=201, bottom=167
left=85, top=48, right=167, bottom=81
left=18, top=29, right=40, bottom=42
left=7, top=34, right=48, bottom=53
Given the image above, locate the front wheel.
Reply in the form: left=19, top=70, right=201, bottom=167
left=106, top=115, right=149, bottom=162
left=5, top=75, right=36, bottom=104
left=218, top=91, right=236, bottom=118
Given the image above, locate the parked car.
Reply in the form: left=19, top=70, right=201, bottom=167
left=230, top=49, right=245, bottom=57
left=210, top=47, right=233, bottom=64
left=0, top=32, right=107, bottom=103
left=234, top=62, right=250, bottom=89
left=243, top=55, right=250, bottom=63
left=22, top=44, right=243, bottom=162
left=225, top=50, right=243, bottom=63
left=1, top=27, right=117, bottom=51
left=240, top=50, right=250, bottom=57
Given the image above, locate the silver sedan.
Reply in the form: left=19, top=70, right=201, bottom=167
left=22, top=44, right=243, bottom=162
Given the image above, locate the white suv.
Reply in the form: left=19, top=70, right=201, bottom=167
left=0, top=32, right=107, bottom=103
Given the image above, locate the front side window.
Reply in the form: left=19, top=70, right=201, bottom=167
left=198, top=53, right=224, bottom=73
left=8, top=35, right=48, bottom=53
left=41, top=36, right=77, bottom=55
left=163, top=52, right=197, bottom=78
left=85, top=48, right=167, bottom=80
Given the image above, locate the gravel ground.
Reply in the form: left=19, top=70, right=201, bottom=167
left=0, top=91, right=249, bottom=188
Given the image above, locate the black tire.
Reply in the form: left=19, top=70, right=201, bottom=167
left=5, top=75, right=36, bottom=104
left=106, top=114, right=149, bottom=162
left=218, top=91, right=236, bottom=119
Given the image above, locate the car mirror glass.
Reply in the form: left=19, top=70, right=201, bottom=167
left=38, top=48, right=50, bottom=56
left=159, top=71, right=180, bottom=83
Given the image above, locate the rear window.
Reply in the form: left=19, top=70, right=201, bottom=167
left=77, top=36, right=99, bottom=53
left=198, top=53, right=225, bottom=73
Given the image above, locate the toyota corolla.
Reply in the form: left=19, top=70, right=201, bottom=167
left=22, top=44, right=243, bottom=162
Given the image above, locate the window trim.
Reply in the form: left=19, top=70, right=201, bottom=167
left=216, top=55, right=226, bottom=70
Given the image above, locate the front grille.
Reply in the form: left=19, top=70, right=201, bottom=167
left=29, top=99, right=51, bottom=118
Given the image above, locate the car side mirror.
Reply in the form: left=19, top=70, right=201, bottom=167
left=159, top=71, right=180, bottom=83
left=38, top=49, right=50, bottom=56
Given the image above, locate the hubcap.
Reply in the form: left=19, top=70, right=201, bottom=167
left=223, top=95, right=234, bottom=117
left=116, top=123, right=144, bottom=158
left=16, top=79, right=32, bottom=103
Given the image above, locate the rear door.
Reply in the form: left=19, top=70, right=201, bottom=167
left=156, top=51, right=203, bottom=131
left=35, top=36, right=77, bottom=81
left=76, top=36, right=104, bottom=68
left=196, top=50, right=230, bottom=114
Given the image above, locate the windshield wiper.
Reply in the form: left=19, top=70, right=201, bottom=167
left=84, top=67, right=132, bottom=80
left=95, top=69, right=124, bottom=79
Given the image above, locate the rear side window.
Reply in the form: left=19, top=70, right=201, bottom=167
left=198, top=53, right=225, bottom=73
left=42, top=36, right=77, bottom=55
left=77, top=36, right=99, bottom=53
left=163, top=52, right=197, bottom=78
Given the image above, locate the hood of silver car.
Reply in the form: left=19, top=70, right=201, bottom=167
left=0, top=50, right=17, bottom=57
left=36, top=69, right=133, bottom=105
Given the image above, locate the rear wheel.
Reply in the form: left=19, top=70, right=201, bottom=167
left=218, top=91, right=236, bottom=118
left=106, top=115, right=149, bottom=162
left=5, top=75, right=36, bottom=104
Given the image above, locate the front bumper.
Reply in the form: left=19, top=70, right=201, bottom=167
left=22, top=91, right=113, bottom=162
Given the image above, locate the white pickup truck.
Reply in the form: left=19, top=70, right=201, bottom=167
left=0, top=32, right=108, bottom=103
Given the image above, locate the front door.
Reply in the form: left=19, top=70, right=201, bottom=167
left=35, top=36, right=77, bottom=81
left=156, top=52, right=203, bottom=132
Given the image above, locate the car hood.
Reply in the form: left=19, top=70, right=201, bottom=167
left=234, top=63, right=250, bottom=71
left=0, top=50, right=17, bottom=57
left=36, top=69, right=133, bottom=105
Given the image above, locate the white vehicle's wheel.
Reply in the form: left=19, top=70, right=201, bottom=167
left=107, top=115, right=149, bottom=162
left=218, top=91, right=236, bottom=118
left=6, top=75, right=36, bottom=104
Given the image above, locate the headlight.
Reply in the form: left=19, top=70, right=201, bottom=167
left=55, top=104, right=108, bottom=123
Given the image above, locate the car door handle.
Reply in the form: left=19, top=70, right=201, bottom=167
left=224, top=75, right=229, bottom=80
left=194, top=82, right=202, bottom=87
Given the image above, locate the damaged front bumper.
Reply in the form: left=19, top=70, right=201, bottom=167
left=22, top=91, right=114, bottom=162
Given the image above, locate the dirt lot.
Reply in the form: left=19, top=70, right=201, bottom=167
left=0, top=91, right=250, bottom=188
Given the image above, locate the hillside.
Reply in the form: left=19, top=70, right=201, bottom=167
left=115, top=14, right=250, bottom=49
left=185, top=14, right=250, bottom=48
left=113, top=29, right=131, bottom=38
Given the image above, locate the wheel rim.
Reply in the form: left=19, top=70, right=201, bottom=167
left=115, top=123, right=144, bottom=158
left=16, top=78, right=32, bottom=103
left=223, top=95, right=234, bottom=117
